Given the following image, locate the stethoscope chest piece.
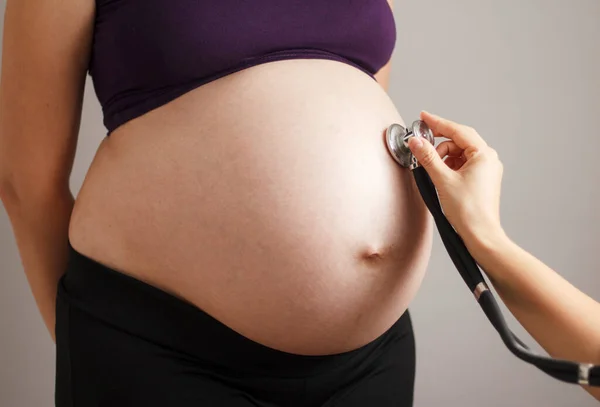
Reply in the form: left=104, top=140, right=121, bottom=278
left=385, top=120, right=434, bottom=169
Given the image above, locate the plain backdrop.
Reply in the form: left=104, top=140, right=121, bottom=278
left=1, top=0, right=599, bottom=406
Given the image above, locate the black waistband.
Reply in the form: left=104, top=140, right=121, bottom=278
left=58, top=244, right=412, bottom=378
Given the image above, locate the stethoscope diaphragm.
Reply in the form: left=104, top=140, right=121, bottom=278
left=385, top=120, right=434, bottom=169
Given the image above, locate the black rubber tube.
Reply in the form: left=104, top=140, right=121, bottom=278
left=411, top=166, right=600, bottom=387
left=413, top=167, right=485, bottom=292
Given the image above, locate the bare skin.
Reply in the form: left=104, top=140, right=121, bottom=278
left=0, top=0, right=93, bottom=342
left=0, top=0, right=433, bottom=355
left=409, top=111, right=600, bottom=401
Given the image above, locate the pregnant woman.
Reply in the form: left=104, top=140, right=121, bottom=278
left=0, top=1, right=433, bottom=406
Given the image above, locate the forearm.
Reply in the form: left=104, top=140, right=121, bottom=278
left=1, top=182, right=74, bottom=342
left=466, top=231, right=600, bottom=365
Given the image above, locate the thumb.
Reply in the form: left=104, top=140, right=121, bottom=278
left=407, top=137, right=451, bottom=183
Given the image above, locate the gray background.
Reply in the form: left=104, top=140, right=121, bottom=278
left=1, top=0, right=599, bottom=405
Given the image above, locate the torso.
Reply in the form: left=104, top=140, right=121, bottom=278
left=69, top=0, right=431, bottom=354
left=70, top=60, right=432, bottom=355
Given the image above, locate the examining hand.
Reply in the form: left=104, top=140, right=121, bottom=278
left=407, top=113, right=600, bottom=403
left=407, top=111, right=505, bottom=245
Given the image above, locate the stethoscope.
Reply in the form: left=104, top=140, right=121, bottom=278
left=385, top=120, right=600, bottom=387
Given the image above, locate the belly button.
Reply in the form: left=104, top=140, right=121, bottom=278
left=364, top=253, right=384, bottom=262
left=360, top=246, right=387, bottom=262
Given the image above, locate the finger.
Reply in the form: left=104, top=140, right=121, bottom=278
left=444, top=156, right=467, bottom=171
left=407, top=136, right=453, bottom=184
left=436, top=141, right=463, bottom=159
left=443, top=157, right=460, bottom=171
left=420, top=111, right=487, bottom=150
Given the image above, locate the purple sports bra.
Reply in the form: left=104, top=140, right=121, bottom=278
left=88, top=1, right=397, bottom=133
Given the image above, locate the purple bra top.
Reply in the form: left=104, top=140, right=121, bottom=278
left=88, top=0, right=397, bottom=133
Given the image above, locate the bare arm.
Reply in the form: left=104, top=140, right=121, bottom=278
left=374, top=0, right=393, bottom=90
left=0, top=0, right=95, bottom=341
left=409, top=111, right=600, bottom=401
left=470, top=233, right=600, bottom=400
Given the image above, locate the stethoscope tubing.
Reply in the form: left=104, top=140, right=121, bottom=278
left=410, top=151, right=600, bottom=387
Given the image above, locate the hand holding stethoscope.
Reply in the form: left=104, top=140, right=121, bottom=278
left=407, top=111, right=505, bottom=248
left=398, top=111, right=600, bottom=401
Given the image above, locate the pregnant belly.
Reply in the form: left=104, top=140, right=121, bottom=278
left=69, top=59, right=433, bottom=355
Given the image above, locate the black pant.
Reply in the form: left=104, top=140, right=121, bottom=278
left=55, top=245, right=416, bottom=406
